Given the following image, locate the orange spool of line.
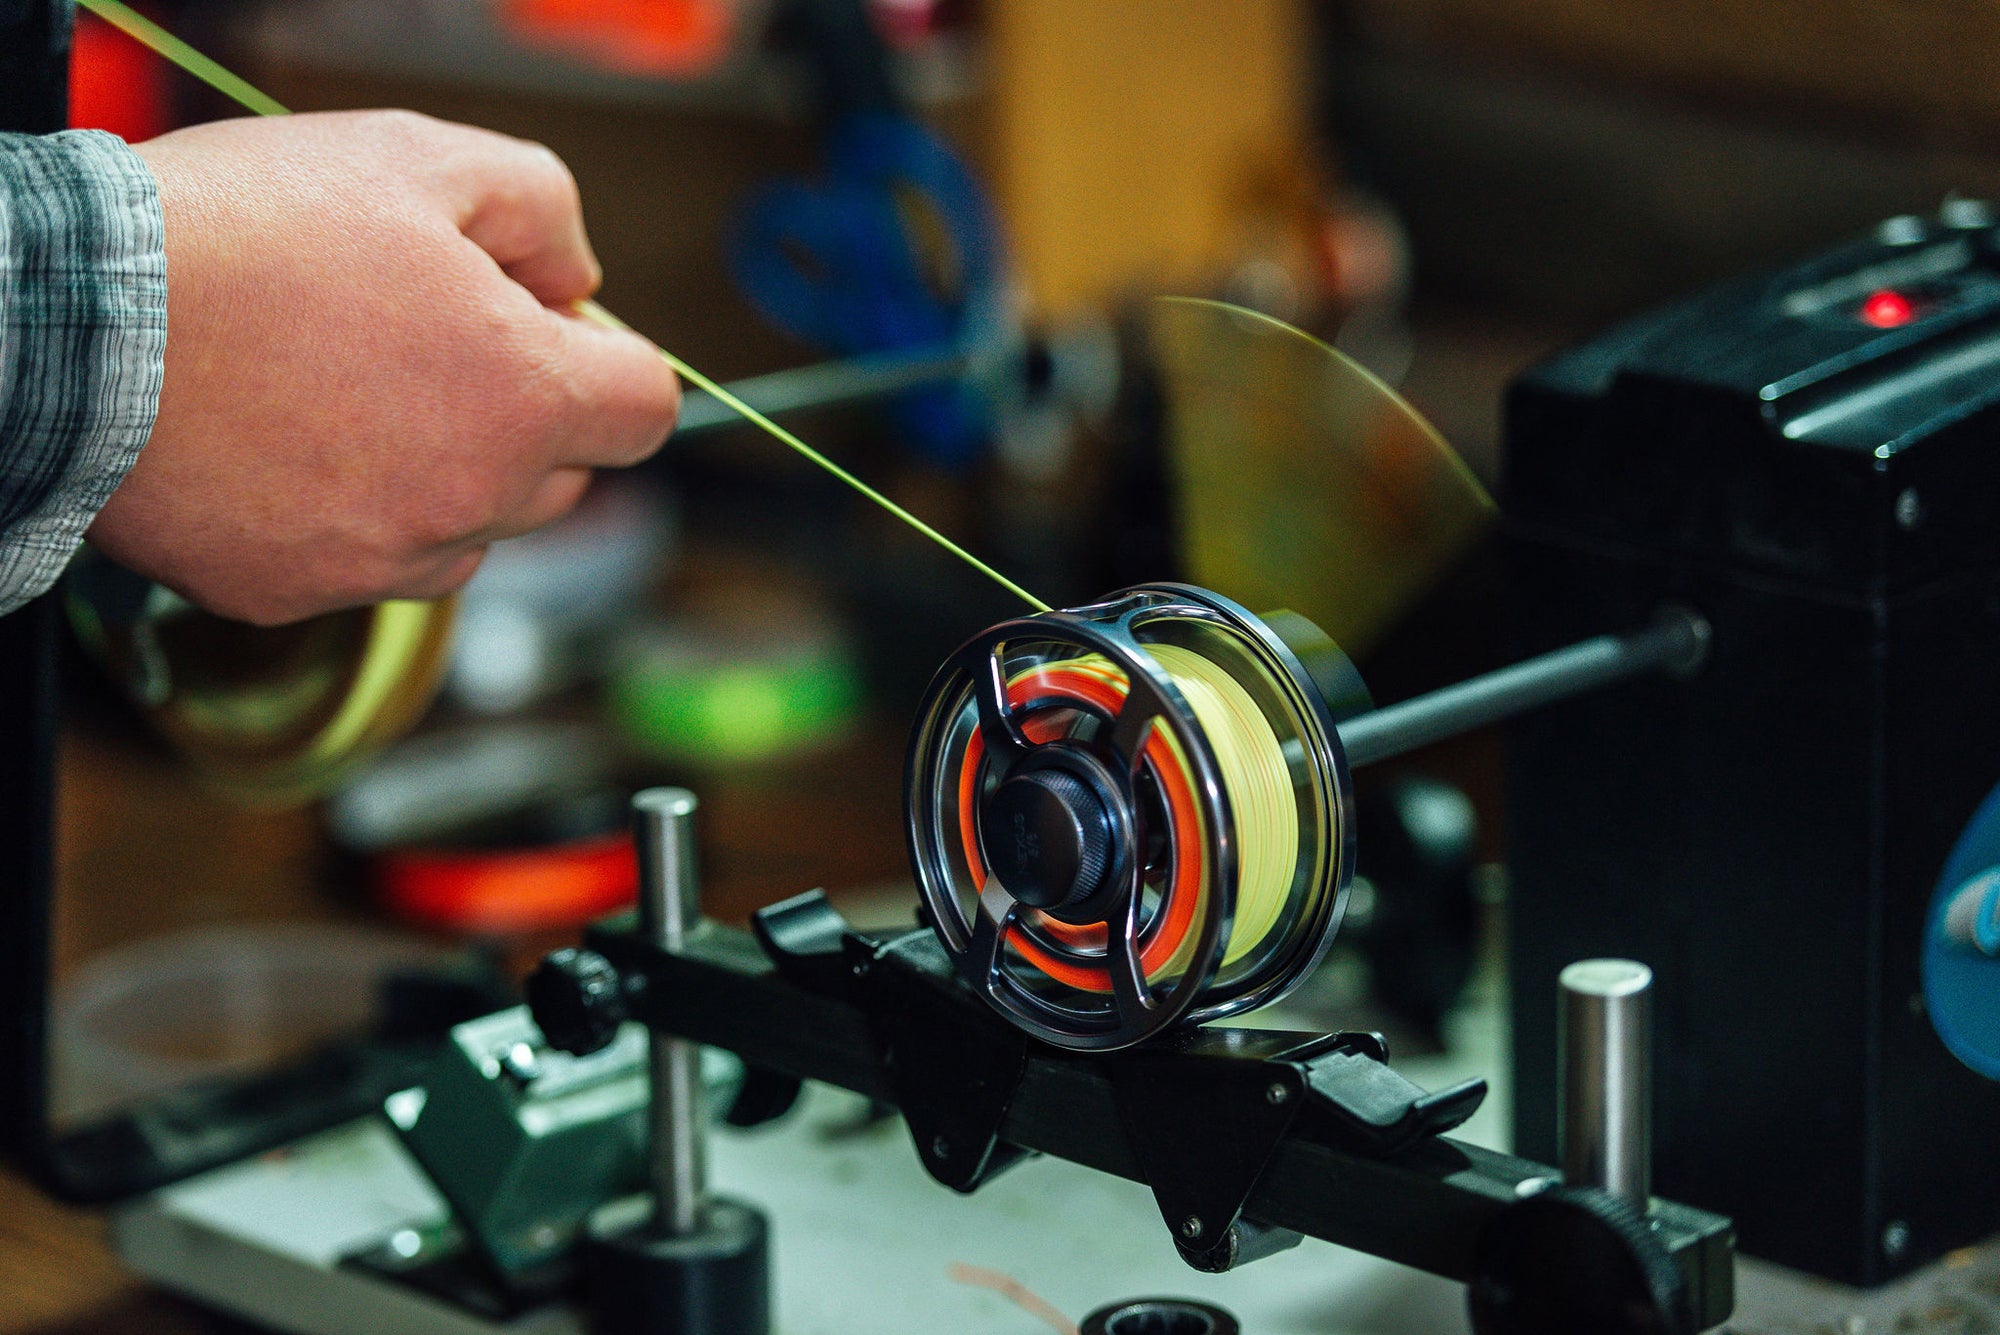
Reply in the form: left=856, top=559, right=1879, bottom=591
left=955, top=662, right=1206, bottom=993
left=378, top=833, right=639, bottom=936
left=71, top=7, right=170, bottom=141
left=500, top=0, right=736, bottom=78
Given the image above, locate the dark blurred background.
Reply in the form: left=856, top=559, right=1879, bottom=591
left=25, top=5, right=2000, bottom=1323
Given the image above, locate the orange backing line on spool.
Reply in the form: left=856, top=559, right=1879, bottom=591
left=379, top=833, right=639, bottom=935
left=955, top=664, right=1204, bottom=992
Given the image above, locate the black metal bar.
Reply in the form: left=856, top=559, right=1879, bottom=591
left=675, top=344, right=967, bottom=435
left=586, top=919, right=1736, bottom=1331
left=0, top=0, right=71, bottom=134
left=0, top=597, right=60, bottom=1178
left=1337, top=607, right=1711, bottom=768
left=0, top=0, right=70, bottom=1183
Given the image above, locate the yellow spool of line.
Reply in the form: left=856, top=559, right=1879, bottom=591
left=66, top=569, right=458, bottom=804
left=1149, top=644, right=1297, bottom=968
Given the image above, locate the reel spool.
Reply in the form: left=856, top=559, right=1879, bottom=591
left=906, top=583, right=1371, bottom=1051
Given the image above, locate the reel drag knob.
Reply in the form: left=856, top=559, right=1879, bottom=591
left=980, top=764, right=1120, bottom=911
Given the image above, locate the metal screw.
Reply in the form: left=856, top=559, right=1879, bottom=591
left=931, top=1135, right=951, bottom=1160
left=1942, top=197, right=1994, bottom=229
left=1265, top=1082, right=1290, bottom=1106
left=851, top=962, right=867, bottom=977
left=1882, top=1219, right=1911, bottom=1261
left=1179, top=1215, right=1204, bottom=1240
left=1896, top=489, right=1925, bottom=530
left=1879, top=215, right=1927, bottom=246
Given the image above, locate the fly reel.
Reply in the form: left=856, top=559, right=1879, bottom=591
left=905, top=583, right=1373, bottom=1051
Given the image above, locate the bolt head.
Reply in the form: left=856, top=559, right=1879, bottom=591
left=1179, top=1215, right=1204, bottom=1240
left=1265, top=1081, right=1290, bottom=1105
left=1896, top=488, right=1925, bottom=530
left=931, top=1135, right=952, bottom=1160
left=524, top=948, right=628, bottom=1057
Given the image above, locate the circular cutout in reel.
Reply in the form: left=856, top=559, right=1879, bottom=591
left=906, top=584, right=1357, bottom=1051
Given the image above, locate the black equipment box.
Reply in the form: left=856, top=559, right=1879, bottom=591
left=1506, top=207, right=2000, bottom=1285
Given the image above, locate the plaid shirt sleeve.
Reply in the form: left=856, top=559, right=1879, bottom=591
left=0, top=129, right=167, bottom=615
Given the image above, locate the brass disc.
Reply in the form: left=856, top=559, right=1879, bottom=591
left=1150, top=297, right=1494, bottom=655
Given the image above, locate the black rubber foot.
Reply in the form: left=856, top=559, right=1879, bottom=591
left=585, top=1197, right=770, bottom=1335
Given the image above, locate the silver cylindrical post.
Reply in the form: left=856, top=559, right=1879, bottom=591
left=1558, top=958, right=1653, bottom=1210
left=633, top=787, right=707, bottom=1237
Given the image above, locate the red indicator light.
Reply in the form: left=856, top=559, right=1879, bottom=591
left=1861, top=289, right=1917, bottom=328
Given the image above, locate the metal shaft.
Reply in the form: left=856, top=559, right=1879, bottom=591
left=1335, top=606, right=1710, bottom=768
left=1559, top=958, right=1653, bottom=1209
left=675, top=343, right=968, bottom=435
left=633, top=787, right=707, bottom=1236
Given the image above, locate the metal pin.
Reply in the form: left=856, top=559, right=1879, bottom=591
left=1559, top=958, right=1653, bottom=1210
left=633, top=787, right=706, bottom=1236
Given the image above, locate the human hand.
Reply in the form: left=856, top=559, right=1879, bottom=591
left=89, top=109, right=679, bottom=625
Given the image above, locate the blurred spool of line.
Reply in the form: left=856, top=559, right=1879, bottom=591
left=607, top=609, right=862, bottom=766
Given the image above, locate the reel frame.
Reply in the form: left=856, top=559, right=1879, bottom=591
left=906, top=583, right=1357, bottom=1051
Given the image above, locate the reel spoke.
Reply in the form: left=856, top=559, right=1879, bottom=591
left=1108, top=887, right=1157, bottom=1026
left=1108, top=691, right=1164, bottom=778
left=974, top=645, right=1032, bottom=764
left=969, top=880, right=1021, bottom=986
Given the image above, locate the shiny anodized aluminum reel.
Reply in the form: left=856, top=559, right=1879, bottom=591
left=906, top=583, right=1371, bottom=1051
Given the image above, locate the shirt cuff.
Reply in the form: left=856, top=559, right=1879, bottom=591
left=0, top=129, right=168, bottom=616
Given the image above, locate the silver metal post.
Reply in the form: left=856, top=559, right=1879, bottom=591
left=633, top=787, right=707, bottom=1236
left=1559, top=958, right=1653, bottom=1210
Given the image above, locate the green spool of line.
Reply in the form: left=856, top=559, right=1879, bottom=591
left=607, top=618, right=862, bottom=764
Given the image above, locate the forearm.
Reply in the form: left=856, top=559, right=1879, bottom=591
left=0, top=129, right=166, bottom=616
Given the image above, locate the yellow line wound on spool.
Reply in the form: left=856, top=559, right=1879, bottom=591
left=1146, top=644, right=1296, bottom=968
left=1016, top=644, right=1297, bottom=978
left=77, top=0, right=1047, bottom=615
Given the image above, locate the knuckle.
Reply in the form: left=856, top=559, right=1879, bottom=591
left=364, top=107, right=435, bottom=145
left=320, top=544, right=404, bottom=611
left=521, top=140, right=577, bottom=196
left=221, top=582, right=315, bottom=627
left=423, top=477, right=507, bottom=546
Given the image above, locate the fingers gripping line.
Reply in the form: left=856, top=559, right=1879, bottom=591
left=77, top=0, right=1048, bottom=614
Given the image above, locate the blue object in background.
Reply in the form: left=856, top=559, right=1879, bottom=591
left=1923, top=778, right=2000, bottom=1080
left=730, top=113, right=1008, bottom=468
